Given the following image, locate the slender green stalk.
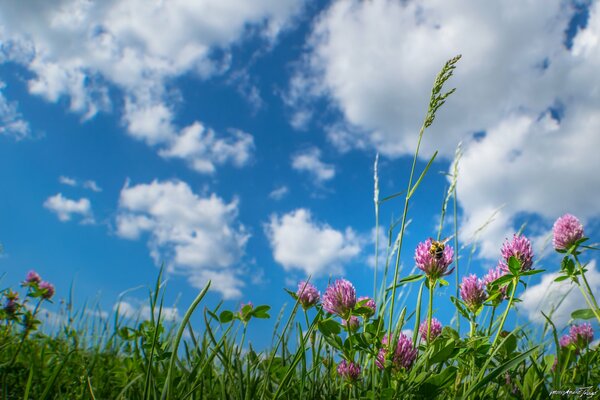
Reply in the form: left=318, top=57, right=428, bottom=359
left=574, top=254, right=600, bottom=309
left=490, top=277, right=517, bottom=350
left=161, top=281, right=211, bottom=400
left=571, top=276, right=600, bottom=324
left=453, top=187, right=460, bottom=333
left=374, top=153, right=380, bottom=300
left=487, top=306, right=496, bottom=336
left=427, top=279, right=436, bottom=343
left=412, top=281, right=425, bottom=345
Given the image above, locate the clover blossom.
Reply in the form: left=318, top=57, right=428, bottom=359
left=296, top=281, right=320, bottom=310
left=322, top=279, right=356, bottom=319
left=553, top=214, right=584, bottom=251
left=460, top=274, right=486, bottom=313
left=569, top=323, right=594, bottom=349
left=415, top=238, right=454, bottom=280
left=419, top=318, right=442, bottom=342
left=357, top=296, right=376, bottom=318
left=376, top=333, right=417, bottom=372
left=483, top=265, right=508, bottom=302
left=337, top=360, right=361, bottom=382
left=39, top=281, right=55, bottom=300
left=499, top=234, right=534, bottom=273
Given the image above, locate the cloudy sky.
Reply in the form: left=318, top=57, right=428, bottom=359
left=1, top=0, right=599, bottom=343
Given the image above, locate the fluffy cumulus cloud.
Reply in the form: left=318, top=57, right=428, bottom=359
left=159, top=123, right=255, bottom=174
left=115, top=179, right=249, bottom=299
left=291, top=147, right=335, bottom=182
left=0, top=82, right=30, bottom=139
left=0, top=0, right=304, bottom=171
left=265, top=208, right=361, bottom=276
left=44, top=193, right=94, bottom=223
left=292, top=0, right=600, bottom=258
left=520, top=261, right=600, bottom=327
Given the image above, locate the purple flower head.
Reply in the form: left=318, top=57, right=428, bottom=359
left=4, top=299, right=18, bottom=315
left=357, top=296, right=376, bottom=318
left=415, top=238, right=454, bottom=280
left=322, top=279, right=356, bottom=319
left=483, top=266, right=508, bottom=302
left=419, top=318, right=443, bottom=342
left=559, top=335, right=572, bottom=348
left=337, top=360, right=361, bottom=382
left=376, top=333, right=417, bottom=372
left=569, top=323, right=594, bottom=349
left=343, top=316, right=360, bottom=332
left=460, top=274, right=487, bottom=313
left=296, top=281, right=320, bottom=310
left=499, top=234, right=534, bottom=273
left=553, top=214, right=584, bottom=251
left=24, top=270, right=41, bottom=285
left=39, top=281, right=55, bottom=300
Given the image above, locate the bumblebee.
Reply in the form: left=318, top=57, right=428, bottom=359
left=429, top=238, right=450, bottom=260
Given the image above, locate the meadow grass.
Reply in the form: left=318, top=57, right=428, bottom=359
left=1, top=56, right=599, bottom=399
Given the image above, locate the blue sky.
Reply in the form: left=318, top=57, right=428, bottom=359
left=1, top=0, right=599, bottom=346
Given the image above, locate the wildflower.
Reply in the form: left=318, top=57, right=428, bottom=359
left=296, top=281, right=320, bottom=310
left=419, top=318, right=442, bottom=342
left=483, top=265, right=508, bottom=302
left=499, top=234, right=534, bottom=273
left=569, top=323, right=594, bottom=349
left=415, top=238, right=454, bottom=280
left=553, top=214, right=584, bottom=251
left=559, top=335, right=572, bottom=348
left=23, top=270, right=41, bottom=286
left=343, top=316, right=360, bottom=332
left=337, top=360, right=361, bottom=382
left=460, top=274, right=487, bottom=313
left=4, top=299, right=18, bottom=315
left=376, top=333, right=417, bottom=372
left=322, top=279, right=356, bottom=319
left=39, top=281, right=55, bottom=300
left=357, top=296, right=376, bottom=318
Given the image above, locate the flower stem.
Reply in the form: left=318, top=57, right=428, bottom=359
left=574, top=254, right=600, bottom=310
left=490, top=277, right=517, bottom=350
left=487, top=306, right=496, bottom=336
left=427, top=279, right=436, bottom=343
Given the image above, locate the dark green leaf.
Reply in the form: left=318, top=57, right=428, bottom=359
left=508, top=256, right=521, bottom=276
left=318, top=318, right=341, bottom=336
left=219, top=310, right=233, bottom=324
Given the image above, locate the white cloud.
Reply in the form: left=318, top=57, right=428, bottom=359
left=520, top=261, right=600, bottom=327
left=0, top=81, right=30, bottom=139
left=0, top=0, right=304, bottom=171
left=265, top=208, right=361, bottom=276
left=116, top=179, right=249, bottom=299
left=59, top=175, right=77, bottom=186
left=269, top=185, right=289, bottom=200
left=59, top=176, right=103, bottom=192
left=292, top=0, right=600, bottom=259
left=43, top=193, right=94, bottom=223
left=291, top=147, right=335, bottom=182
left=292, top=0, right=569, bottom=157
left=83, top=180, right=102, bottom=192
left=159, top=122, right=254, bottom=174
left=114, top=299, right=180, bottom=322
